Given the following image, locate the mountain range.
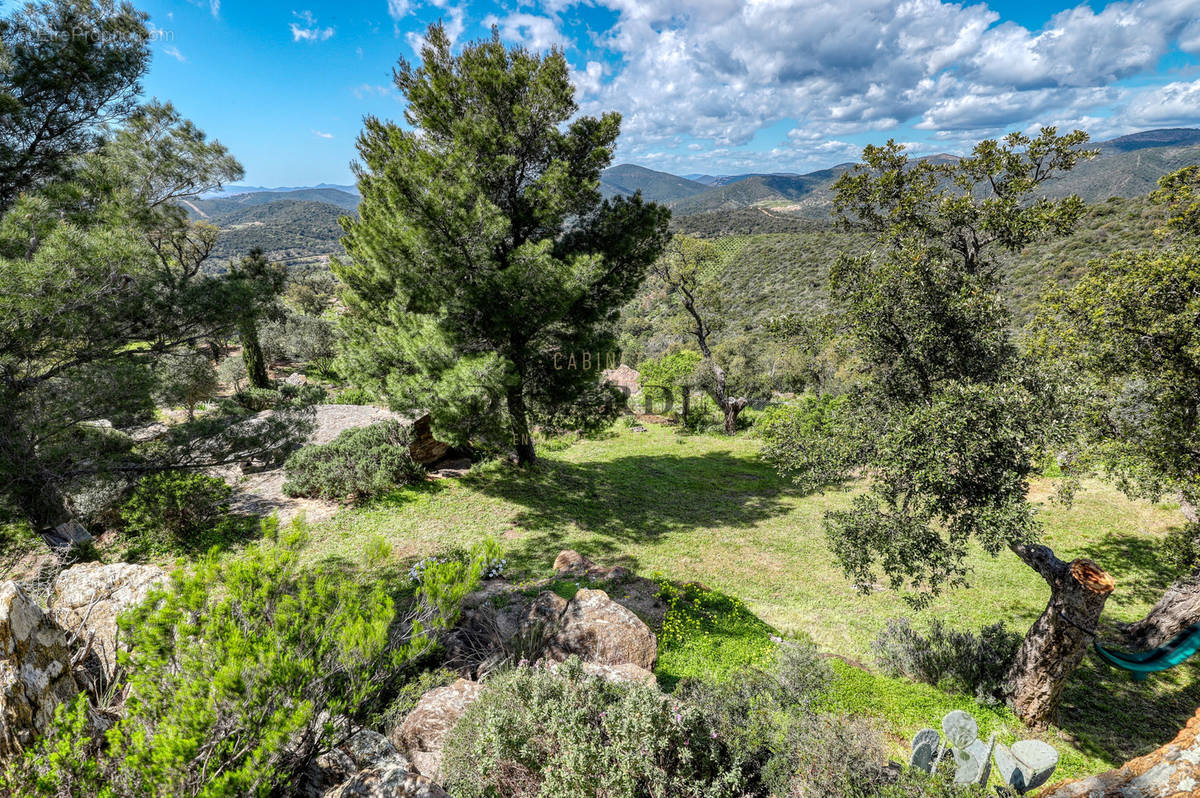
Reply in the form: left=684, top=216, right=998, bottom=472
left=191, top=128, right=1200, bottom=262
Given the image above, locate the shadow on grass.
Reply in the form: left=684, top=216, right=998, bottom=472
left=1059, top=655, right=1200, bottom=764
left=461, top=450, right=802, bottom=574
left=1077, top=530, right=1177, bottom=607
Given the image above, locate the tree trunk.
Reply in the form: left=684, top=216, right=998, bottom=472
left=506, top=384, right=536, bottom=466
left=721, top=397, right=748, bottom=434
left=1120, top=573, right=1200, bottom=650
left=239, top=318, right=269, bottom=389
left=1005, top=544, right=1115, bottom=728
left=681, top=389, right=690, bottom=422
left=1119, top=492, right=1200, bottom=649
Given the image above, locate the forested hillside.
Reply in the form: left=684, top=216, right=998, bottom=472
left=622, top=194, right=1164, bottom=361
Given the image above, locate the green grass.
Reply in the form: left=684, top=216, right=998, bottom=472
left=305, top=422, right=1199, bottom=774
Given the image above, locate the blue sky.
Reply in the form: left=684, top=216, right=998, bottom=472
left=109, top=0, right=1200, bottom=185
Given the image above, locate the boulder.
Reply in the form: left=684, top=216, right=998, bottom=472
left=553, top=549, right=594, bottom=575
left=285, top=372, right=308, bottom=386
left=391, top=678, right=483, bottom=780
left=325, top=764, right=449, bottom=798
left=408, top=414, right=449, bottom=466
left=549, top=588, right=657, bottom=671
left=0, top=581, right=79, bottom=760
left=1038, top=707, right=1200, bottom=797
left=50, top=562, right=166, bottom=683
left=580, top=661, right=658, bottom=687
left=302, top=725, right=409, bottom=798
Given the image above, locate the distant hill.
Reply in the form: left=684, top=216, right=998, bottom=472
left=185, top=188, right=359, bottom=219
left=1097, top=129, right=1200, bottom=153
left=202, top=182, right=358, bottom=198
left=606, top=128, right=1200, bottom=221
left=599, top=164, right=710, bottom=204
left=669, top=166, right=852, bottom=218
left=621, top=194, right=1167, bottom=360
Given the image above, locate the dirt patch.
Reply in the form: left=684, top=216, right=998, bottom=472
left=215, top=404, right=408, bottom=525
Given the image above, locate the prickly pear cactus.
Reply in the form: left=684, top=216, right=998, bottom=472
left=908, top=709, right=1059, bottom=793
left=992, top=739, right=1059, bottom=794
left=910, top=728, right=940, bottom=773
left=942, top=710, right=979, bottom=749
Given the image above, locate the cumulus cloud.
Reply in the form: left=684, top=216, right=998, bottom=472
left=291, top=10, right=334, bottom=43
left=1125, top=79, right=1200, bottom=127
left=483, top=12, right=565, bottom=51
left=387, top=0, right=410, bottom=20
left=542, top=0, right=1200, bottom=172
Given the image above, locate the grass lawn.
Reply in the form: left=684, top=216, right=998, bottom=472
left=305, top=421, right=1199, bottom=776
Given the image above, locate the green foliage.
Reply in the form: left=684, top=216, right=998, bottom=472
left=0, top=94, right=319, bottom=533
left=1032, top=186, right=1200, bottom=511
left=639, top=350, right=702, bottom=393
left=654, top=579, right=779, bottom=689
left=793, top=129, right=1095, bottom=601
left=154, top=350, right=218, bottom=421
left=758, top=395, right=862, bottom=493
left=282, top=419, right=424, bottom=503
left=4, top=523, right=495, bottom=797
left=335, top=23, right=670, bottom=464
left=873, top=618, right=1022, bottom=705
left=441, top=657, right=748, bottom=798
left=0, top=0, right=150, bottom=210
left=119, top=471, right=249, bottom=555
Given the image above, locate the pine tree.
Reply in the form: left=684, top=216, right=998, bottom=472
left=336, top=24, right=670, bottom=464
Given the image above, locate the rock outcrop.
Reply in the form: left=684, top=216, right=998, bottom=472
left=301, top=725, right=411, bottom=798
left=391, top=678, right=483, bottom=780
left=0, top=581, right=79, bottom=760
left=549, top=588, right=658, bottom=671
left=50, top=562, right=166, bottom=683
left=326, top=764, right=449, bottom=798
left=1039, top=707, right=1200, bottom=797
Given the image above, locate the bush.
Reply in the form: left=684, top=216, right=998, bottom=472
left=1162, top=522, right=1200, bottom=576
left=441, top=657, right=748, bottom=798
left=3, top=522, right=497, bottom=797
left=757, top=395, right=862, bottom=492
left=443, top=640, right=901, bottom=798
left=119, top=471, right=250, bottom=554
left=282, top=420, right=424, bottom=503
left=873, top=617, right=1021, bottom=704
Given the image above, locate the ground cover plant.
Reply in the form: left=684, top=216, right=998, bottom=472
left=303, top=422, right=1197, bottom=772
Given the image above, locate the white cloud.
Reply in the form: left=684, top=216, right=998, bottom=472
left=387, top=0, right=410, bottom=20
left=291, top=10, right=334, bottom=43
left=353, top=83, right=396, bottom=100
left=545, top=0, right=1200, bottom=172
left=161, top=45, right=186, bottom=62
left=312, top=129, right=334, bottom=139
left=1125, top=79, right=1200, bottom=127
left=210, top=0, right=220, bottom=18
left=483, top=12, right=565, bottom=52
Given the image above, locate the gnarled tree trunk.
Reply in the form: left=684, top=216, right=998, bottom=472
left=1005, top=544, right=1115, bottom=728
left=1119, top=492, right=1200, bottom=649
left=1120, top=573, right=1200, bottom=650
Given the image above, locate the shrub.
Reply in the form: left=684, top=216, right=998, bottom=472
left=1162, top=522, right=1200, bottom=576
left=282, top=420, right=424, bottom=503
left=441, top=657, right=748, bottom=798
left=757, top=395, right=862, bottom=492
left=119, top=471, right=249, bottom=554
left=443, top=641, right=900, bottom=798
left=3, top=522, right=497, bottom=797
left=155, top=350, right=218, bottom=421
left=678, top=641, right=893, bottom=798
left=873, top=617, right=1021, bottom=704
